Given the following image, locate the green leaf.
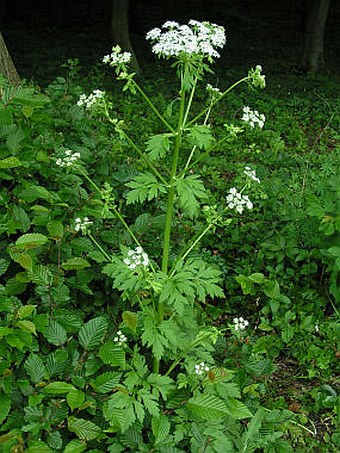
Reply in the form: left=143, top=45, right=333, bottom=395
left=27, top=265, right=52, bottom=285
left=0, top=393, right=11, bottom=425
left=61, top=257, right=90, bottom=270
left=44, top=381, right=75, bottom=395
left=0, top=156, right=22, bottom=168
left=79, top=316, right=108, bottom=350
left=224, top=397, right=253, bottom=419
left=17, top=304, right=36, bottom=319
left=19, top=185, right=51, bottom=203
left=67, top=389, right=85, bottom=411
left=44, top=320, right=67, bottom=346
left=12, top=205, right=30, bottom=232
left=24, top=353, right=47, bottom=384
left=122, top=310, right=137, bottom=332
left=68, top=416, right=101, bottom=441
left=99, top=341, right=126, bottom=367
left=146, top=133, right=171, bottom=160
left=15, top=320, right=36, bottom=334
left=63, top=439, right=86, bottom=453
left=15, top=233, right=48, bottom=249
left=92, top=371, right=121, bottom=393
left=0, top=259, right=9, bottom=277
left=138, top=389, right=159, bottom=417
left=187, top=394, right=227, bottom=420
left=188, top=124, right=214, bottom=150
left=152, top=414, right=171, bottom=444
left=47, top=220, right=64, bottom=239
left=125, top=172, right=167, bottom=205
left=175, top=175, right=208, bottom=217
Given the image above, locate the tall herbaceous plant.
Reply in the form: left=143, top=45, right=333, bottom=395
left=73, top=20, right=267, bottom=449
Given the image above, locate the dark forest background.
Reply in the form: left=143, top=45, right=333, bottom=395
left=0, top=0, right=339, bottom=84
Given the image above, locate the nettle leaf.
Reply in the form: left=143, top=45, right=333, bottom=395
left=15, top=233, right=48, bottom=249
left=47, top=220, right=64, bottom=239
left=67, top=389, right=85, bottom=411
left=224, top=397, right=253, bottom=419
left=146, top=133, right=172, bottom=161
left=44, top=320, right=67, bottom=346
left=0, top=393, right=11, bottom=425
left=0, top=156, right=22, bottom=168
left=125, top=172, right=167, bottom=205
left=61, top=257, right=90, bottom=271
left=122, top=310, right=137, bottom=333
left=44, top=381, right=75, bottom=395
left=99, top=341, right=126, bottom=367
left=68, top=416, right=101, bottom=441
left=152, top=414, right=171, bottom=445
left=91, top=371, right=121, bottom=393
left=79, top=316, right=108, bottom=350
left=175, top=175, right=208, bottom=218
left=27, top=265, right=52, bottom=285
left=188, top=124, right=214, bottom=150
left=0, top=258, right=10, bottom=276
left=19, top=185, right=52, bottom=203
left=186, top=394, right=227, bottom=420
left=12, top=205, right=30, bottom=232
left=63, top=439, right=86, bottom=453
left=24, top=353, right=47, bottom=384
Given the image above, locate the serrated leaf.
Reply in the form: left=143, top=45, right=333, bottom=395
left=27, top=265, right=52, bottom=285
left=63, top=439, right=86, bottom=453
left=16, top=253, right=33, bottom=271
left=15, top=320, right=36, bottom=334
left=186, top=394, right=227, bottom=420
left=92, top=371, right=121, bottom=393
left=152, top=414, right=170, bottom=444
left=12, top=205, right=30, bottom=232
left=17, top=304, right=36, bottom=319
left=225, top=397, right=253, bottom=419
left=19, top=185, right=51, bottom=203
left=44, top=320, right=67, bottom=346
left=175, top=175, right=208, bottom=217
left=24, top=353, right=47, bottom=384
left=67, top=389, right=85, bottom=411
left=68, top=416, right=101, bottom=441
left=0, top=393, right=11, bottom=425
left=15, top=233, right=48, bottom=249
left=125, top=172, right=167, bottom=205
left=146, top=133, right=171, bottom=160
left=44, top=381, right=75, bottom=395
left=188, top=124, right=214, bottom=150
left=0, top=258, right=9, bottom=277
left=47, top=220, right=63, bottom=239
left=79, top=316, right=108, bottom=350
left=99, top=341, right=126, bottom=367
left=61, top=257, right=90, bottom=270
left=0, top=156, right=22, bottom=168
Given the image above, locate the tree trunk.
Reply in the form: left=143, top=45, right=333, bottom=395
left=0, top=30, right=20, bottom=85
left=302, top=0, right=331, bottom=72
left=110, top=0, right=141, bottom=72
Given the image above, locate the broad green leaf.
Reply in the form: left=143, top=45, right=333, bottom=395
left=27, top=265, right=52, bottom=285
left=186, top=394, right=227, bottom=420
left=44, top=320, right=67, bottom=346
left=0, top=156, right=22, bottom=168
left=16, top=253, right=33, bottom=271
left=99, top=341, right=126, bottom=367
left=17, top=304, right=36, bottom=319
left=62, top=257, right=90, bottom=270
left=224, top=397, right=253, bottom=419
left=68, top=416, right=101, bottom=441
left=0, top=393, right=11, bottom=425
left=79, top=316, right=108, bottom=350
left=67, top=389, right=85, bottom=411
left=19, top=185, right=51, bottom=203
left=0, top=258, right=9, bottom=277
left=0, top=327, right=13, bottom=338
left=24, top=353, right=47, bottom=384
left=92, top=371, right=121, bottom=393
left=47, top=220, right=64, bottom=239
left=44, top=381, right=75, bottom=395
left=152, top=414, right=171, bottom=444
left=12, top=205, right=31, bottom=232
left=63, top=439, right=86, bottom=453
left=15, top=233, right=48, bottom=249
left=15, top=320, right=36, bottom=334
left=122, top=310, right=137, bottom=332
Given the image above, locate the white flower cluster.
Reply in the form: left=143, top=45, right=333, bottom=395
left=206, top=83, right=222, bottom=100
left=103, top=45, right=132, bottom=66
left=74, top=217, right=93, bottom=234
left=114, top=330, right=127, bottom=345
left=248, top=65, right=266, bottom=89
left=123, top=246, right=149, bottom=270
left=243, top=166, right=260, bottom=183
left=56, top=150, right=80, bottom=167
left=146, top=20, right=226, bottom=59
left=77, top=89, right=105, bottom=110
left=194, top=362, right=210, bottom=375
left=233, top=317, right=249, bottom=331
left=241, top=106, right=265, bottom=129
left=226, top=187, right=253, bottom=214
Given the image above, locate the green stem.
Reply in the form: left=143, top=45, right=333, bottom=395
left=88, top=233, right=111, bottom=262
left=182, top=74, right=199, bottom=127
left=132, top=79, right=175, bottom=133
left=186, top=76, right=249, bottom=129
left=153, top=67, right=187, bottom=374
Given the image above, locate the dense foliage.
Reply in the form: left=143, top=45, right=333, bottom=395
left=0, top=20, right=339, bottom=453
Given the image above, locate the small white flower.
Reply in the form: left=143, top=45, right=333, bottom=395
left=241, top=106, right=265, bottom=129
left=56, top=149, right=81, bottom=168
left=114, top=330, right=127, bottom=345
left=226, top=188, right=253, bottom=214
left=77, top=89, right=105, bottom=110
left=233, top=317, right=249, bottom=331
left=315, top=324, right=319, bottom=333
left=194, top=362, right=210, bottom=375
left=74, top=217, right=93, bottom=234
left=124, top=246, right=149, bottom=270
left=102, top=45, right=132, bottom=67
left=243, top=166, right=260, bottom=184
